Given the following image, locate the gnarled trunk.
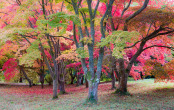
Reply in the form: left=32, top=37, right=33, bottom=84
left=115, top=58, right=128, bottom=94
left=87, top=81, right=99, bottom=103
left=117, top=72, right=128, bottom=93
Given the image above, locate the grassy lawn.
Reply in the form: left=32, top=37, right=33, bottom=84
left=0, top=79, right=173, bottom=110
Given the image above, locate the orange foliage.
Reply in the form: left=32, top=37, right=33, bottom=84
left=143, top=59, right=174, bottom=82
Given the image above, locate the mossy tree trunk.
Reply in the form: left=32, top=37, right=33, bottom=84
left=87, top=81, right=99, bottom=103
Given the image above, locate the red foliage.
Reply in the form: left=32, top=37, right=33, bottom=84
left=60, top=43, right=71, bottom=51
left=2, top=58, right=19, bottom=80
left=44, top=50, right=52, bottom=59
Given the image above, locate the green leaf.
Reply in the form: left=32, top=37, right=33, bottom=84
left=76, top=47, right=89, bottom=58
left=97, top=30, right=139, bottom=58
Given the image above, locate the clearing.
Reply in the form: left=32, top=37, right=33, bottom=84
left=0, top=79, right=173, bottom=110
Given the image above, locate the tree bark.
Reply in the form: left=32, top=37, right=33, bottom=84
left=116, top=58, right=128, bottom=94
left=87, top=81, right=99, bottom=103
left=58, top=80, right=65, bottom=94
left=53, top=77, right=58, bottom=99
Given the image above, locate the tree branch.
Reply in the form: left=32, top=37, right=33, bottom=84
left=121, top=0, right=132, bottom=17
left=143, top=45, right=174, bottom=51
left=124, top=40, right=141, bottom=49
left=80, top=11, right=90, bottom=37
left=124, top=0, right=149, bottom=30
left=93, top=0, right=100, bottom=17
left=49, top=35, right=74, bottom=41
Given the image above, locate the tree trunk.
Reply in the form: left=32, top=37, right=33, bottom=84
left=85, top=78, right=88, bottom=88
left=40, top=73, right=44, bottom=89
left=117, top=72, right=128, bottom=93
left=58, top=80, right=65, bottom=94
left=111, top=72, right=116, bottom=89
left=20, top=66, right=32, bottom=87
left=87, top=81, right=99, bottom=103
left=81, top=75, right=84, bottom=85
left=19, top=77, right=22, bottom=83
left=70, top=70, right=75, bottom=84
left=53, top=77, right=58, bottom=99
left=115, top=58, right=128, bottom=94
left=76, top=74, right=80, bottom=86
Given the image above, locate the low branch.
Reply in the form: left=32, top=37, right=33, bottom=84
left=49, top=35, right=74, bottom=41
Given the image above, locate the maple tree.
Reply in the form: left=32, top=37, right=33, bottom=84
left=98, top=0, right=174, bottom=94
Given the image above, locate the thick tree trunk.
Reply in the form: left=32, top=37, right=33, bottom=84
left=117, top=72, right=128, bottom=93
left=115, top=58, right=128, bottom=94
left=111, top=72, right=116, bottom=89
left=87, top=81, right=99, bottom=103
left=53, top=78, right=58, bottom=99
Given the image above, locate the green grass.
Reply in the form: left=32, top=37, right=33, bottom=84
left=0, top=79, right=173, bottom=110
